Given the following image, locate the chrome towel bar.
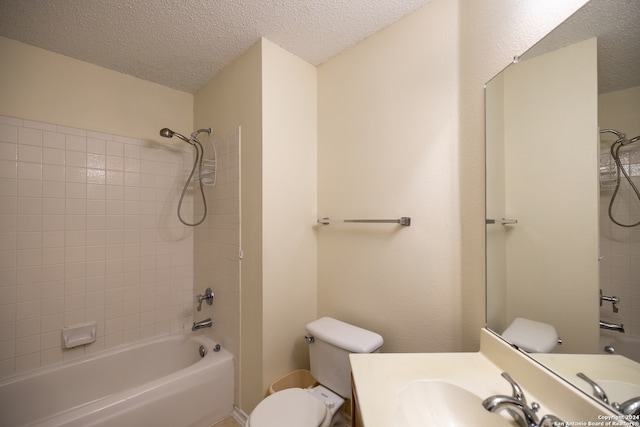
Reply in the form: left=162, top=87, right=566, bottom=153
left=486, top=218, right=518, bottom=225
left=317, top=217, right=411, bottom=226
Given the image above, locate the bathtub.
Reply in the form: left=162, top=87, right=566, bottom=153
left=601, top=329, right=640, bottom=363
left=0, top=332, right=234, bottom=427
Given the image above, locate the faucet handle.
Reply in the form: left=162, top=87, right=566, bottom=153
left=501, top=372, right=527, bottom=405
left=196, top=287, right=214, bottom=311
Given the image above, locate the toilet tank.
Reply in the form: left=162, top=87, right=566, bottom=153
left=305, top=317, right=383, bottom=398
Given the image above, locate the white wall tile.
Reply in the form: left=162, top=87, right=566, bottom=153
left=18, top=163, right=42, bottom=180
left=43, top=132, right=65, bottom=150
left=18, top=180, right=42, bottom=198
left=0, top=124, right=19, bottom=144
left=43, top=148, right=65, bottom=165
left=18, top=145, right=42, bottom=163
left=18, top=128, right=43, bottom=147
left=0, top=117, right=197, bottom=378
left=65, top=135, right=87, bottom=152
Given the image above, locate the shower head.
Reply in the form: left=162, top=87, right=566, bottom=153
left=159, top=128, right=192, bottom=144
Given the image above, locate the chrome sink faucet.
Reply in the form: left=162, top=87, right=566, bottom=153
left=483, top=395, right=540, bottom=427
left=577, top=372, right=609, bottom=404
left=613, top=396, right=640, bottom=416
left=482, top=372, right=564, bottom=427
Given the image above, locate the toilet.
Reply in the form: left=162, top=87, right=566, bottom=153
left=246, top=317, right=383, bottom=427
left=501, top=317, right=559, bottom=353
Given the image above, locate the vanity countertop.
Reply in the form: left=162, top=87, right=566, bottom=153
left=350, top=328, right=614, bottom=427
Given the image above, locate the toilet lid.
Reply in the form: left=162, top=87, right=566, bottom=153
left=249, top=388, right=328, bottom=427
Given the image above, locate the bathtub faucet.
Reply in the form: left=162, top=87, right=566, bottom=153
left=196, top=287, right=214, bottom=311
left=600, top=320, right=625, bottom=333
left=192, top=318, right=212, bottom=331
left=600, top=289, right=620, bottom=313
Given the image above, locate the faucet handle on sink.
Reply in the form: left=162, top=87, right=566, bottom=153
left=501, top=372, right=536, bottom=409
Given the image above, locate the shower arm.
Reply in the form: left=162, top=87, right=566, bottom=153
left=191, top=128, right=211, bottom=141
left=600, top=128, right=640, bottom=146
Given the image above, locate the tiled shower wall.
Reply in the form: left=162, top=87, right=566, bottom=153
left=599, top=146, right=640, bottom=335
left=0, top=115, right=196, bottom=378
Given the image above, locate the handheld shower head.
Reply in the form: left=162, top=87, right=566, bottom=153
left=159, top=128, right=192, bottom=144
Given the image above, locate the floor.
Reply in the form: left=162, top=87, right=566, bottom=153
left=211, top=417, right=242, bottom=427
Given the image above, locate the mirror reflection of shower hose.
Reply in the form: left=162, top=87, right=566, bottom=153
left=602, top=129, right=640, bottom=227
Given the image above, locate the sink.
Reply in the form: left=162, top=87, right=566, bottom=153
left=395, top=380, right=513, bottom=426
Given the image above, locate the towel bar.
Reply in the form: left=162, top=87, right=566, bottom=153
left=317, top=217, right=411, bottom=226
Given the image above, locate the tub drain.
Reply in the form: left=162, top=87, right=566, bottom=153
left=199, top=345, right=207, bottom=357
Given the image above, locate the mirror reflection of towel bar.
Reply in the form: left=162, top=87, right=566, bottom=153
left=318, top=217, right=411, bottom=226
left=486, top=218, right=518, bottom=225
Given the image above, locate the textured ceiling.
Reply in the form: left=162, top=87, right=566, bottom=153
left=0, top=0, right=432, bottom=93
left=521, top=0, right=640, bottom=94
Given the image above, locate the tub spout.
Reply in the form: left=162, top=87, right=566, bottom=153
left=600, top=320, right=625, bottom=333
left=192, top=318, right=212, bottom=331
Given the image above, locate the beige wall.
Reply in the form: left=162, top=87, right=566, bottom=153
left=458, top=0, right=589, bottom=349
left=261, top=39, right=318, bottom=393
left=485, top=72, right=507, bottom=332
left=194, top=40, right=263, bottom=412
left=318, top=0, right=462, bottom=353
left=0, top=37, right=192, bottom=141
left=194, top=38, right=317, bottom=413
left=316, top=0, right=590, bottom=354
left=502, top=38, right=599, bottom=353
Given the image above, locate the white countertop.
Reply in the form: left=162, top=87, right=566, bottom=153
left=350, top=328, right=614, bottom=427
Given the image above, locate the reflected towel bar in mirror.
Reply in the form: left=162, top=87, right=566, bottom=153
left=486, top=218, right=518, bottom=225
left=318, top=217, right=411, bottom=226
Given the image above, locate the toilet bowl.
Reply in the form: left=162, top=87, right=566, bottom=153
left=246, top=317, right=383, bottom=427
left=245, top=385, right=344, bottom=427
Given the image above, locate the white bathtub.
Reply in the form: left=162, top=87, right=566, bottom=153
left=601, top=329, right=640, bottom=363
left=0, top=332, right=234, bottom=427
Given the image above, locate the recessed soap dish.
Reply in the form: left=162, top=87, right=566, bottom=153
left=62, top=321, right=97, bottom=349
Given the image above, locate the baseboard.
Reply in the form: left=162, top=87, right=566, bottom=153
left=231, top=406, right=248, bottom=425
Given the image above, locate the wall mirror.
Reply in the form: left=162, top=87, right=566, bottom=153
left=485, top=0, right=640, bottom=412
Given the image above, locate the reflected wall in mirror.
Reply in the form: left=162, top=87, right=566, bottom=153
left=485, top=0, right=640, bottom=412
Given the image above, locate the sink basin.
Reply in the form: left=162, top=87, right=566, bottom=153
left=395, top=380, right=513, bottom=426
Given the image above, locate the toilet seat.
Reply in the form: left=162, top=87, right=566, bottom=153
left=247, top=388, right=330, bottom=427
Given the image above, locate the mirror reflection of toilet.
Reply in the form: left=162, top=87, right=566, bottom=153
left=245, top=317, right=383, bottom=427
left=501, top=317, right=559, bottom=353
